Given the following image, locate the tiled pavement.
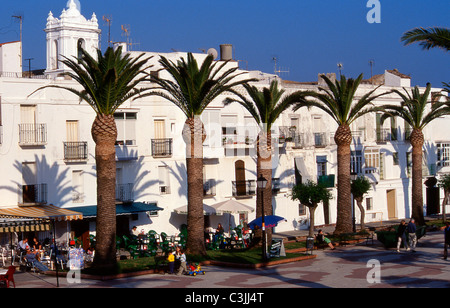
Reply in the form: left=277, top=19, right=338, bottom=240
left=5, top=231, right=449, bottom=289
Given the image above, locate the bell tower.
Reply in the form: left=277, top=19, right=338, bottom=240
left=44, top=0, right=101, bottom=78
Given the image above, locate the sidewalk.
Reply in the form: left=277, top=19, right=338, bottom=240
left=273, top=215, right=447, bottom=241
left=5, top=231, right=449, bottom=288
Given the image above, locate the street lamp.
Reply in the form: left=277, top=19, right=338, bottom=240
left=350, top=172, right=358, bottom=233
left=257, top=174, right=268, bottom=261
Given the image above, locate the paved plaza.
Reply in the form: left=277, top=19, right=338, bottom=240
left=5, top=230, right=449, bottom=289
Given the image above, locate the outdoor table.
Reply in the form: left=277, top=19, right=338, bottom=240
left=0, top=269, right=7, bottom=275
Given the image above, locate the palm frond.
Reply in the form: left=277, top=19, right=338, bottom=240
left=401, top=27, right=450, bottom=52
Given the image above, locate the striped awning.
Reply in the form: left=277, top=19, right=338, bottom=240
left=0, top=204, right=83, bottom=221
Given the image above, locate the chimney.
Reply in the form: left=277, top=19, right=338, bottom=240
left=220, top=44, right=233, bottom=61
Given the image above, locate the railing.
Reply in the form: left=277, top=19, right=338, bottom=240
left=376, top=128, right=397, bottom=143
left=318, top=175, right=335, bottom=188
left=151, top=138, right=173, bottom=157
left=314, top=133, right=328, bottom=147
left=116, top=183, right=134, bottom=203
left=0, top=71, right=48, bottom=79
left=232, top=180, right=256, bottom=198
left=20, top=184, right=47, bottom=205
left=64, top=142, right=88, bottom=161
left=19, top=123, right=47, bottom=145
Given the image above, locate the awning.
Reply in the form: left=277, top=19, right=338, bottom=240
left=69, top=202, right=163, bottom=219
left=0, top=204, right=83, bottom=221
left=0, top=219, right=51, bottom=233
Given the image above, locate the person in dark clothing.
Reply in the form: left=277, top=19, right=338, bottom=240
left=444, top=222, right=450, bottom=260
left=396, top=220, right=408, bottom=253
left=407, top=218, right=417, bottom=252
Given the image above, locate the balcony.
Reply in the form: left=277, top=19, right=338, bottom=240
left=151, top=138, right=173, bottom=157
left=314, top=133, right=328, bottom=148
left=19, top=123, right=47, bottom=146
left=116, top=183, right=134, bottom=203
left=318, top=174, right=335, bottom=188
left=20, top=184, right=47, bottom=205
left=232, top=180, right=256, bottom=198
left=64, top=142, right=88, bottom=162
left=376, top=128, right=397, bottom=143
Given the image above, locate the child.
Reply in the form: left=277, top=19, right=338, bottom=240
left=167, top=249, right=175, bottom=274
left=176, top=247, right=187, bottom=275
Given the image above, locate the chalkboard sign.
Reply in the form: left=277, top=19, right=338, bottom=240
left=269, top=239, right=286, bottom=258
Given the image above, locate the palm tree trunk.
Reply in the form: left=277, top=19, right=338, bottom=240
left=91, top=114, right=118, bottom=270
left=334, top=125, right=353, bottom=234
left=183, top=117, right=207, bottom=256
left=411, top=129, right=425, bottom=226
left=254, top=130, right=273, bottom=247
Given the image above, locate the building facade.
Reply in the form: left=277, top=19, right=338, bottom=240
left=0, top=1, right=449, bottom=246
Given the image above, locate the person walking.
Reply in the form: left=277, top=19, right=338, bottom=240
left=407, top=218, right=417, bottom=252
left=444, top=222, right=450, bottom=260
left=396, top=220, right=409, bottom=253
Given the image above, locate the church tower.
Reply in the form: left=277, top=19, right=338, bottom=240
left=44, top=0, right=101, bottom=77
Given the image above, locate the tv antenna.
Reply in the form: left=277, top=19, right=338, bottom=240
left=121, top=24, right=140, bottom=51
left=369, top=59, right=375, bottom=84
left=12, top=14, right=24, bottom=68
left=103, top=15, right=112, bottom=47
left=272, top=57, right=289, bottom=77
left=337, top=62, right=343, bottom=77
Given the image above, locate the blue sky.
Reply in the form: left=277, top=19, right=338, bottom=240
left=1, top=0, right=448, bottom=87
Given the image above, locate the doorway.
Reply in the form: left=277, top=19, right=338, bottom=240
left=235, top=160, right=246, bottom=196
left=386, top=189, right=397, bottom=219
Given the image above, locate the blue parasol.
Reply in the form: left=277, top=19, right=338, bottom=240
left=248, top=215, right=286, bottom=229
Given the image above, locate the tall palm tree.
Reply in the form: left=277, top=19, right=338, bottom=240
left=381, top=83, right=450, bottom=226
left=138, top=53, right=255, bottom=256
left=401, top=27, right=450, bottom=52
left=31, top=46, right=151, bottom=270
left=224, top=80, right=313, bottom=245
left=294, top=74, right=389, bottom=234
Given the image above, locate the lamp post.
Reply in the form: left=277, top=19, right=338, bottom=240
left=257, top=174, right=268, bottom=261
left=350, top=172, right=358, bottom=233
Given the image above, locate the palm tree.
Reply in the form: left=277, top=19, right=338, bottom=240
left=401, top=27, right=450, bottom=52
left=381, top=83, right=450, bottom=226
left=294, top=74, right=390, bottom=234
left=30, top=46, right=151, bottom=270
left=291, top=180, right=332, bottom=237
left=438, top=174, right=450, bottom=223
left=351, top=176, right=371, bottom=231
left=224, top=80, right=313, bottom=245
left=138, top=53, right=255, bottom=256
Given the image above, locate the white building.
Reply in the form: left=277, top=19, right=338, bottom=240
left=0, top=0, right=449, bottom=247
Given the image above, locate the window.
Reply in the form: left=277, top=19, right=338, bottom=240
left=114, top=112, right=137, bottom=145
left=393, top=152, right=399, bottom=165
left=316, top=156, right=327, bottom=176
left=366, top=197, right=373, bottom=211
left=406, top=152, right=412, bottom=177
left=351, top=151, right=363, bottom=175
left=72, top=170, right=84, bottom=203
left=364, top=148, right=380, bottom=169
left=158, top=166, right=170, bottom=194
left=437, top=143, right=450, bottom=167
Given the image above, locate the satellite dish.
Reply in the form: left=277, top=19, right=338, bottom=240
left=207, top=48, right=218, bottom=60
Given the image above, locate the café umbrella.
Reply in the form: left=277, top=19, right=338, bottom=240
left=209, top=200, right=254, bottom=232
left=248, top=215, right=286, bottom=229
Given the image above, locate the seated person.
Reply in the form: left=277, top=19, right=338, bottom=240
left=316, top=229, right=335, bottom=250
left=25, top=250, right=49, bottom=272
left=18, top=238, right=31, bottom=253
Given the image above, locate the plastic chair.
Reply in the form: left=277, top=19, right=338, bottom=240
left=0, top=266, right=16, bottom=288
